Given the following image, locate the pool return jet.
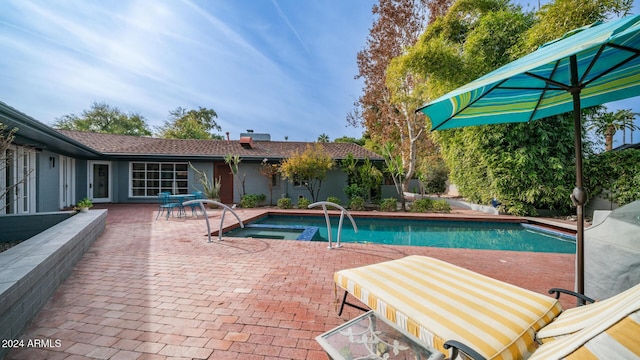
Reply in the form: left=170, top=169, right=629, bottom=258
left=182, top=200, right=244, bottom=243
left=308, top=201, right=358, bottom=249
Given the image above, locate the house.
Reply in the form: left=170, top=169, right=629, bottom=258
left=1, top=101, right=383, bottom=214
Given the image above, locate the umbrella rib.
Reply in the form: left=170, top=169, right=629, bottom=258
left=524, top=60, right=563, bottom=122
left=582, top=44, right=640, bottom=88
left=522, top=71, right=571, bottom=91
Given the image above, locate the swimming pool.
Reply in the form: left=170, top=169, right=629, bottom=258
left=224, top=214, right=576, bottom=253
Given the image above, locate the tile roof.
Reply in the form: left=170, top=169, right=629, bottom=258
left=56, top=130, right=383, bottom=160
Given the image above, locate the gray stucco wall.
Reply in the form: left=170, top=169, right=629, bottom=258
left=279, top=168, right=349, bottom=206
left=65, top=159, right=352, bottom=206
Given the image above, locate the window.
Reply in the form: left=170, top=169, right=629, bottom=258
left=1, top=145, right=36, bottom=214
left=130, top=162, right=188, bottom=197
left=292, top=175, right=308, bottom=188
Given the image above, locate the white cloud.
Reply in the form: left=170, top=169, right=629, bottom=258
left=0, top=0, right=374, bottom=140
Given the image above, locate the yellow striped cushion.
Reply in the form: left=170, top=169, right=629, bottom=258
left=537, top=283, right=640, bottom=343
left=529, top=309, right=640, bottom=359
left=334, top=255, right=562, bottom=360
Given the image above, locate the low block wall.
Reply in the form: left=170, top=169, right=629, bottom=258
left=0, top=210, right=107, bottom=359
left=0, top=212, right=73, bottom=242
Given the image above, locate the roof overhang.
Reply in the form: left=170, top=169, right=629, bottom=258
left=0, top=102, right=102, bottom=158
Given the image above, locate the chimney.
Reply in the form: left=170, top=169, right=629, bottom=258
left=239, top=136, right=254, bottom=149
left=226, top=132, right=230, bottom=144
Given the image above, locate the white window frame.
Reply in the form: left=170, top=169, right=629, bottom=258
left=129, top=162, right=189, bottom=198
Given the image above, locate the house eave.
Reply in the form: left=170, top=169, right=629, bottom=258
left=0, top=101, right=102, bottom=158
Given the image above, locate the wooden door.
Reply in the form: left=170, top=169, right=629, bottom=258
left=214, top=162, right=234, bottom=204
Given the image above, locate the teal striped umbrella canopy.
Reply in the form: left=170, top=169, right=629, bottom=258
left=418, top=14, right=640, bottom=130
left=417, top=14, right=640, bottom=298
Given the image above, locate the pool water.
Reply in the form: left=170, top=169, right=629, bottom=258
left=226, top=215, right=576, bottom=253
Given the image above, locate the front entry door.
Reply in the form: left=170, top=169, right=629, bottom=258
left=214, top=162, right=234, bottom=204
left=88, top=161, right=112, bottom=203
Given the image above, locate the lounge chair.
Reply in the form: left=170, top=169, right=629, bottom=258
left=334, top=255, right=640, bottom=360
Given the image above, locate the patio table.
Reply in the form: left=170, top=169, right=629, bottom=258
left=169, top=194, right=197, bottom=216
left=316, top=311, right=445, bottom=360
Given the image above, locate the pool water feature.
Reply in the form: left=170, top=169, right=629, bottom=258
left=225, top=215, right=576, bottom=253
left=227, top=224, right=320, bottom=240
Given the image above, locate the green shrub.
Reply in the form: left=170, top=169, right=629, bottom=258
left=297, top=197, right=311, bottom=209
left=326, top=196, right=341, bottom=206
left=380, top=198, right=397, bottom=212
left=409, top=198, right=452, bottom=213
left=344, top=183, right=365, bottom=200
left=432, top=199, right=451, bottom=213
left=410, top=198, right=434, bottom=212
left=241, top=194, right=266, bottom=208
left=277, top=197, right=292, bottom=209
left=349, top=196, right=365, bottom=211
left=419, top=162, right=449, bottom=195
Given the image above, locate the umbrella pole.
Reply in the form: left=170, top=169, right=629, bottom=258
left=569, top=56, right=587, bottom=304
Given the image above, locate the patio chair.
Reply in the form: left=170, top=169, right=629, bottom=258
left=156, top=192, right=184, bottom=220
left=186, top=191, right=205, bottom=217
left=334, top=255, right=640, bottom=360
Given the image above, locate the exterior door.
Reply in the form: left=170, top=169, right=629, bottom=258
left=214, top=162, right=234, bottom=204
left=88, top=161, right=111, bottom=203
left=59, top=156, right=75, bottom=209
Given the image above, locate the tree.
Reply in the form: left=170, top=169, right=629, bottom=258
left=334, top=136, right=365, bottom=145
left=259, top=159, right=279, bottom=205
left=317, top=133, right=330, bottom=143
left=340, top=154, right=383, bottom=203
left=514, top=0, right=632, bottom=57
left=53, top=102, right=152, bottom=136
left=348, top=0, right=432, bottom=192
left=587, top=108, right=639, bottom=151
left=585, top=149, right=640, bottom=206
left=392, top=0, right=629, bottom=215
left=279, top=144, right=334, bottom=202
left=157, top=107, right=223, bottom=139
left=381, top=142, right=408, bottom=211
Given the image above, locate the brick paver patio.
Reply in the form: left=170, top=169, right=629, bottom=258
left=6, top=204, right=575, bottom=359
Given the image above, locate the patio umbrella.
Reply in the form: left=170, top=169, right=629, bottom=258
left=417, top=14, right=640, bottom=296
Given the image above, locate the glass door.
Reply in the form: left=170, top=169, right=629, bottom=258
left=1, top=146, right=36, bottom=214
left=88, top=161, right=111, bottom=203
left=59, top=156, right=75, bottom=209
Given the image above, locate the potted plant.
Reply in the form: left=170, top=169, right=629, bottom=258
left=77, top=198, right=93, bottom=213
left=189, top=162, right=222, bottom=208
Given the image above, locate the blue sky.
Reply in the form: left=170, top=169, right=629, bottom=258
left=0, top=0, right=376, bottom=142
left=0, top=0, right=639, bottom=146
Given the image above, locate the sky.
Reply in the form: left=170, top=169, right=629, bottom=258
left=0, top=0, right=376, bottom=142
left=0, top=0, right=639, bottom=146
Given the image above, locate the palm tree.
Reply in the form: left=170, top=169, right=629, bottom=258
left=317, top=133, right=330, bottom=143
left=587, top=109, right=639, bottom=151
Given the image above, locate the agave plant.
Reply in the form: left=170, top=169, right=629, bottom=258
left=189, top=162, right=221, bottom=199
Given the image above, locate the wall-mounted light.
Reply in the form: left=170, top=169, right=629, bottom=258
left=49, top=156, right=55, bottom=168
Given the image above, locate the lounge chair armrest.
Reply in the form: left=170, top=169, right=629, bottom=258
left=443, top=340, right=486, bottom=360
left=548, top=288, right=595, bottom=304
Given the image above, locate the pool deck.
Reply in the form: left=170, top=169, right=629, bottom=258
left=7, top=204, right=576, bottom=360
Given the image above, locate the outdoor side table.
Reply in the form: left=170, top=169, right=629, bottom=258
left=317, top=311, right=445, bottom=360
